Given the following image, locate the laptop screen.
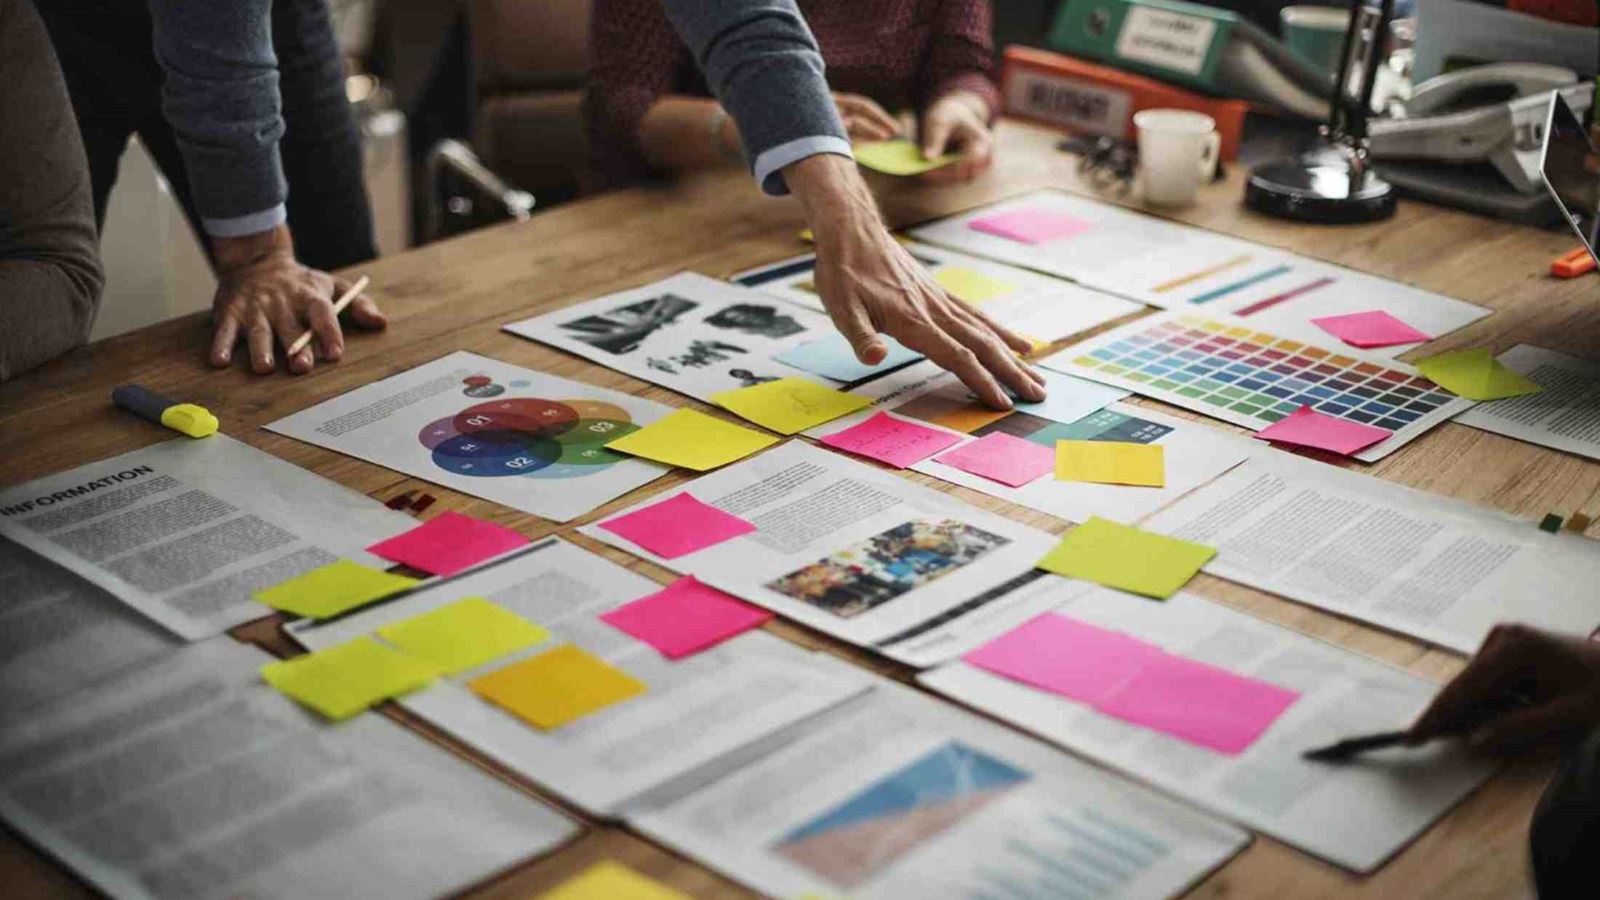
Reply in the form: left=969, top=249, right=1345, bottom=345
left=1541, top=92, right=1600, bottom=265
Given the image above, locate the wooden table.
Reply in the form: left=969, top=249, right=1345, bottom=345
left=3, top=119, right=1592, bottom=899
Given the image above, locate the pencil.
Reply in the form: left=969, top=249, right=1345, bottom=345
left=286, top=275, right=370, bottom=358
left=1302, top=730, right=1409, bottom=763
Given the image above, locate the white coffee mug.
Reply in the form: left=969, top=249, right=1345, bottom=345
left=1134, top=109, right=1221, bottom=207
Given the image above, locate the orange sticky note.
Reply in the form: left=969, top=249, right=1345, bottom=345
left=469, top=644, right=645, bottom=730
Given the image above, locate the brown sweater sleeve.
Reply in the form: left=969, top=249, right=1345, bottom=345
left=583, top=0, right=694, bottom=191
left=918, top=0, right=1001, bottom=120
left=0, top=0, right=104, bottom=382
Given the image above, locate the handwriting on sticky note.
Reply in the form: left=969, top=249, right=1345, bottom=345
left=933, top=432, right=1054, bottom=487
left=1036, top=517, right=1215, bottom=599
left=934, top=267, right=1018, bottom=306
left=601, top=576, right=772, bottom=659
left=969, top=209, right=1093, bottom=244
left=377, top=596, right=549, bottom=674
left=773, top=332, right=923, bottom=382
left=260, top=637, right=439, bottom=720
left=1309, top=310, right=1430, bottom=348
left=599, top=492, right=756, bottom=559
left=367, top=511, right=527, bottom=576
left=1055, top=440, right=1165, bottom=487
left=254, top=560, right=419, bottom=619
left=469, top=644, right=645, bottom=730
left=1415, top=348, right=1543, bottom=401
left=965, top=614, right=1164, bottom=705
left=1096, top=653, right=1299, bottom=754
left=1254, top=405, right=1389, bottom=456
left=605, top=407, right=777, bottom=471
left=710, top=377, right=871, bottom=435
left=536, top=861, right=693, bottom=900
left=854, top=139, right=961, bottom=176
left=820, top=411, right=961, bottom=468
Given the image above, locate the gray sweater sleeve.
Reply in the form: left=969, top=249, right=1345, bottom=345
left=0, top=0, right=105, bottom=382
left=658, top=0, right=852, bottom=195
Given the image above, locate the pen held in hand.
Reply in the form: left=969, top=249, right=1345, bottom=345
left=1302, top=730, right=1411, bottom=763
left=285, top=275, right=370, bottom=358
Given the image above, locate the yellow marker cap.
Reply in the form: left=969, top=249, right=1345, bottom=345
left=160, top=403, right=219, bottom=438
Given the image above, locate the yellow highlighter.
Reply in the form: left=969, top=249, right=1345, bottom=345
left=112, top=384, right=218, bottom=438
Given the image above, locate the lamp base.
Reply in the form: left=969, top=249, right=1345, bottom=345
left=1245, top=146, right=1396, bottom=224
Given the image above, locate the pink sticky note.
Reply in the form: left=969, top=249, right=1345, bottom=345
left=820, top=412, right=962, bottom=468
left=1310, top=310, right=1431, bottom=348
left=933, top=432, right=1054, bottom=487
left=1255, top=405, right=1391, bottom=456
left=969, top=209, right=1093, bottom=244
left=601, top=576, right=773, bottom=659
left=599, top=492, right=756, bottom=559
left=965, top=614, right=1165, bottom=705
left=1097, top=654, right=1299, bottom=755
left=367, top=511, right=528, bottom=576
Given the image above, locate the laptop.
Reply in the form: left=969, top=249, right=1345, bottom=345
left=1540, top=92, right=1600, bottom=265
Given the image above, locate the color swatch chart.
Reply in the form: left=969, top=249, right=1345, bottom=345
left=1045, top=311, right=1474, bottom=461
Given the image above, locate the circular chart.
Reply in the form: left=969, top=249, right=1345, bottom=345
left=419, top=396, right=639, bottom=479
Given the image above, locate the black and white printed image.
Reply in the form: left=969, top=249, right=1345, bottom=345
left=559, top=294, right=698, bottom=354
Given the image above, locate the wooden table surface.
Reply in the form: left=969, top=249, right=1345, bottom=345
left=4, top=119, right=1593, bottom=899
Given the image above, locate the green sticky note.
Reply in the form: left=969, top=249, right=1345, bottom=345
left=605, top=407, right=778, bottom=471
left=1037, top=517, right=1215, bottom=599
left=377, top=596, right=550, bottom=674
left=854, top=139, right=960, bottom=176
left=261, top=637, right=439, bottom=720
left=1414, top=348, right=1542, bottom=401
left=254, top=559, right=419, bottom=619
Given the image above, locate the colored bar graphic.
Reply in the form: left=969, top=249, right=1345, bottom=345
left=1233, top=276, right=1337, bottom=317
left=1151, top=254, right=1253, bottom=294
left=1187, top=265, right=1293, bottom=304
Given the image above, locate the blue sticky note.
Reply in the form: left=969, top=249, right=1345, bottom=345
left=1008, top=369, right=1129, bottom=426
left=773, top=333, right=924, bottom=383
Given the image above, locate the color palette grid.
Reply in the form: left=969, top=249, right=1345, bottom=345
left=1049, top=313, right=1468, bottom=460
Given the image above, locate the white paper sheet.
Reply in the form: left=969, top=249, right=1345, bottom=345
left=583, top=441, right=1063, bottom=667
left=0, top=435, right=414, bottom=640
left=0, top=639, right=577, bottom=900
left=1143, top=451, right=1600, bottom=653
left=910, top=190, right=1489, bottom=359
left=624, top=676, right=1249, bottom=900
left=1455, top=344, right=1600, bottom=461
left=264, top=350, right=671, bottom=522
left=921, top=586, right=1496, bottom=872
left=733, top=240, right=1144, bottom=344
left=289, top=537, right=870, bottom=816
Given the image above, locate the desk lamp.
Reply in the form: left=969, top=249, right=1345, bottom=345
left=1246, top=0, right=1397, bottom=222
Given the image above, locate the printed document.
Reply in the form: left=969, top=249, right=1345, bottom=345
left=290, top=538, right=869, bottom=815
left=0, top=435, right=414, bottom=640
left=1456, top=345, right=1600, bottom=460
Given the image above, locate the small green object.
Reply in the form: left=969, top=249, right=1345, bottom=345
left=1539, top=513, right=1564, bottom=534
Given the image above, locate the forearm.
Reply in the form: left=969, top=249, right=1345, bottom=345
left=0, top=261, right=100, bottom=382
left=637, top=97, right=742, bottom=174
left=784, top=154, right=882, bottom=236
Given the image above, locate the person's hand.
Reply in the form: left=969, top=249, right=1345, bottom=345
left=918, top=91, right=995, bottom=184
left=783, top=154, right=1045, bottom=409
left=1408, top=624, right=1600, bottom=755
left=207, top=225, right=385, bottom=374
left=833, top=92, right=900, bottom=144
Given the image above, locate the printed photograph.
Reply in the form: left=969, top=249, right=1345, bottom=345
left=765, top=519, right=1011, bottom=618
left=559, top=294, right=698, bottom=354
left=704, top=303, right=806, bottom=339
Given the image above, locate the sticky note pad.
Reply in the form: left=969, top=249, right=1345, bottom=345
left=1255, top=405, right=1390, bottom=456
left=537, top=862, right=693, bottom=900
left=377, top=597, right=549, bottom=674
left=1097, top=654, right=1299, bottom=754
left=1309, top=310, right=1430, bottom=348
left=965, top=614, right=1164, bottom=705
left=1415, top=348, right=1543, bottom=401
left=254, top=560, right=419, bottom=619
left=605, top=407, right=778, bottom=471
left=469, top=644, right=646, bottom=730
left=969, top=209, right=1093, bottom=244
left=599, top=492, right=756, bottom=559
left=934, top=267, right=1017, bottom=306
left=1055, top=440, right=1165, bottom=487
left=601, top=576, right=773, bottom=659
left=933, top=432, right=1054, bottom=487
left=711, top=377, right=871, bottom=435
left=1036, top=517, right=1215, bottom=599
left=367, top=511, right=528, bottom=576
left=819, top=411, right=961, bottom=468
left=260, top=637, right=439, bottom=721
left=854, top=139, right=960, bottom=176
left=773, top=332, right=924, bottom=382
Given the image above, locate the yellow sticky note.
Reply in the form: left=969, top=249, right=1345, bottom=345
left=606, top=407, right=778, bottom=471
left=710, top=377, right=871, bottom=435
left=537, top=862, right=692, bottom=900
left=1055, top=441, right=1165, bottom=487
left=854, top=139, right=960, bottom=176
left=470, top=644, right=645, bottom=730
left=261, top=637, right=439, bottom=721
left=1414, top=348, right=1542, bottom=401
left=254, top=560, right=419, bottom=619
left=935, top=267, right=1017, bottom=306
left=1037, top=517, right=1214, bottom=599
left=377, top=596, right=549, bottom=675
left=799, top=228, right=815, bottom=243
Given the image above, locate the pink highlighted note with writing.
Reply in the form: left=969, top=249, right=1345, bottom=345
left=933, top=432, right=1054, bottom=487
left=598, top=492, right=755, bottom=559
left=969, top=209, right=1093, bottom=244
left=1254, top=405, right=1390, bottom=456
left=601, top=576, right=773, bottom=659
left=367, top=511, right=527, bottom=576
left=1097, top=654, right=1300, bottom=755
left=1310, top=310, right=1430, bottom=349
left=964, top=614, right=1164, bottom=705
left=820, top=412, right=961, bottom=468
